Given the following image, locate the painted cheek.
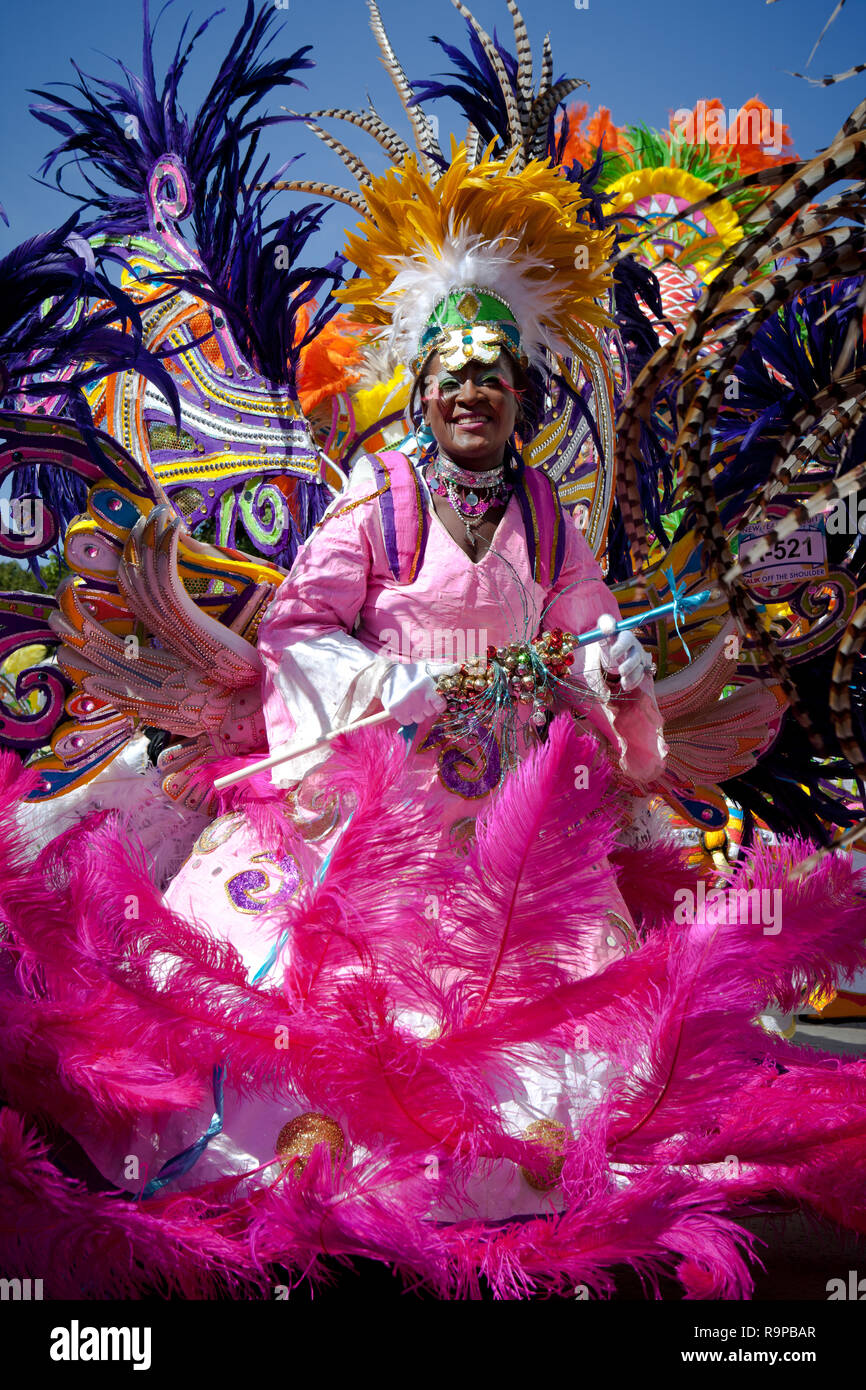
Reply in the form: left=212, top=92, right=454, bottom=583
left=422, top=376, right=441, bottom=404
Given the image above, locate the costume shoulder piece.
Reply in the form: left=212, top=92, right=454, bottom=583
left=367, top=451, right=430, bottom=584
left=362, top=450, right=566, bottom=590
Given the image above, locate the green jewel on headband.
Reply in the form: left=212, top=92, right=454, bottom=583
left=412, top=286, right=528, bottom=374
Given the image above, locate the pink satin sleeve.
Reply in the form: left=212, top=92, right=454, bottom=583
left=254, top=478, right=382, bottom=758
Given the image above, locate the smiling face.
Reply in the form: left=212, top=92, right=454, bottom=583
left=420, top=351, right=520, bottom=469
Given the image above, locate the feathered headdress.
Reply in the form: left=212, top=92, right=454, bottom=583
left=262, top=0, right=622, bottom=510
left=333, top=139, right=615, bottom=378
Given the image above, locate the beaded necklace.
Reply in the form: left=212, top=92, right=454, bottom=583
left=428, top=450, right=512, bottom=542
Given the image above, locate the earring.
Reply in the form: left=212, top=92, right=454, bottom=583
left=415, top=417, right=435, bottom=448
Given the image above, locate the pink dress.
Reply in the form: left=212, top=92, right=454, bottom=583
left=113, top=456, right=667, bottom=1214
left=167, top=455, right=665, bottom=956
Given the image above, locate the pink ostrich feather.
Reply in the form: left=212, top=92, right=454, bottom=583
left=0, top=758, right=208, bottom=1130
left=246, top=1144, right=455, bottom=1295
left=578, top=843, right=866, bottom=1167
left=722, top=837, right=866, bottom=1011
left=441, top=1168, right=760, bottom=1300
left=277, top=972, right=536, bottom=1171
left=421, top=833, right=866, bottom=1199
left=438, top=717, right=621, bottom=1021
left=610, top=836, right=701, bottom=932
left=0, top=1097, right=752, bottom=1303
left=2, top=1103, right=765, bottom=1302
left=0, top=1108, right=266, bottom=1298
left=1, top=1106, right=441, bottom=1299
left=187, top=753, right=318, bottom=863
left=279, top=723, right=453, bottom=1005
left=1, top=818, right=307, bottom=1125
left=1, top=730, right=525, bottom=1173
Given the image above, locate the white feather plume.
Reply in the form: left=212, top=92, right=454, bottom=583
left=382, top=219, right=572, bottom=371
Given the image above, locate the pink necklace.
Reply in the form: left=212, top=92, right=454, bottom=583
left=428, top=452, right=511, bottom=541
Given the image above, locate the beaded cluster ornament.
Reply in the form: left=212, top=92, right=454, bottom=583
left=437, top=630, right=578, bottom=730
left=431, top=579, right=713, bottom=756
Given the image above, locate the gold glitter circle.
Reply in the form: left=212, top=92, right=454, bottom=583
left=519, top=1118, right=568, bottom=1192
left=275, top=1112, right=346, bottom=1174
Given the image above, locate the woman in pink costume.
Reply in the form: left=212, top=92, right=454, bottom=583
left=136, top=284, right=665, bottom=1214
left=170, top=354, right=663, bottom=943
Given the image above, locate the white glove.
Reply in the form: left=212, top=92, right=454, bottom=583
left=380, top=661, right=447, bottom=727
left=597, top=614, right=652, bottom=693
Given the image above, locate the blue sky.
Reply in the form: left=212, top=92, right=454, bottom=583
left=1, top=0, right=862, bottom=265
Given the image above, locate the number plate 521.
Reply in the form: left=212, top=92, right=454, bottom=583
left=737, top=519, right=827, bottom=587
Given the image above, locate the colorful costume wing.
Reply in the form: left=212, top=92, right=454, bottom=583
left=51, top=508, right=268, bottom=738
left=28, top=0, right=350, bottom=571
left=0, top=0, right=369, bottom=806
left=8, top=426, right=281, bottom=808
left=655, top=624, right=787, bottom=828
left=0, top=221, right=284, bottom=810
left=0, top=410, right=158, bottom=796
left=0, top=209, right=186, bottom=786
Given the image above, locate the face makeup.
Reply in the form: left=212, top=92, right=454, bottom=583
left=421, top=352, right=520, bottom=471
left=418, top=352, right=524, bottom=544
